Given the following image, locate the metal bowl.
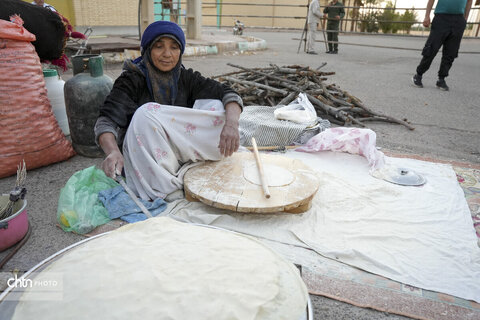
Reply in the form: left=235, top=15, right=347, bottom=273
left=0, top=195, right=28, bottom=252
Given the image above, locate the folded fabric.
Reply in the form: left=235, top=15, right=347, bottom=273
left=98, top=185, right=167, bottom=223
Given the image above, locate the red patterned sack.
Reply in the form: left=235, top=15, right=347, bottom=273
left=0, top=16, right=75, bottom=178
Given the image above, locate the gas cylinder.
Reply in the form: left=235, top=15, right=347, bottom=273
left=64, top=55, right=113, bottom=157
left=43, top=69, right=69, bottom=135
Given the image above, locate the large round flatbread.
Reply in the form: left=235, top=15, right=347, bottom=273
left=243, top=163, right=295, bottom=187
left=12, top=217, right=308, bottom=320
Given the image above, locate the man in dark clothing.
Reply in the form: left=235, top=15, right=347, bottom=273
left=323, top=0, right=345, bottom=54
left=413, top=0, right=472, bottom=91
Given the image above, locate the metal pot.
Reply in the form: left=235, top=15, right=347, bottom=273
left=0, top=195, right=28, bottom=252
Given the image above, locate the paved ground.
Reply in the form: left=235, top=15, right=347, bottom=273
left=1, top=28, right=479, bottom=319
left=187, top=29, right=479, bottom=165
left=82, top=28, right=480, bottom=164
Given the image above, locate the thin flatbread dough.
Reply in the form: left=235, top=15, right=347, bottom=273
left=11, top=217, right=308, bottom=320
left=243, top=162, right=295, bottom=187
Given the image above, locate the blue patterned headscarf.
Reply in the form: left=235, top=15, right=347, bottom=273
left=131, top=21, right=186, bottom=105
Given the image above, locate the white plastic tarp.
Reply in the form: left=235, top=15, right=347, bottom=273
left=164, top=151, right=480, bottom=303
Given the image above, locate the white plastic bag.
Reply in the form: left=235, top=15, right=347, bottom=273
left=274, top=93, right=317, bottom=125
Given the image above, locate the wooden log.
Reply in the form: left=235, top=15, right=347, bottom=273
left=305, top=89, right=324, bottom=96
left=336, top=106, right=367, bottom=114
left=343, top=91, right=415, bottom=130
left=316, top=62, right=328, bottom=70
left=272, top=65, right=335, bottom=77
left=223, top=76, right=288, bottom=95
left=306, top=94, right=366, bottom=128
left=242, top=96, right=259, bottom=103
left=314, top=94, right=335, bottom=107
left=357, top=116, right=392, bottom=122
left=322, top=115, right=344, bottom=126
left=217, top=63, right=412, bottom=131
left=211, top=67, right=275, bottom=79
left=212, top=70, right=246, bottom=79
left=266, top=96, right=276, bottom=106
left=227, top=63, right=300, bottom=86
left=277, top=92, right=297, bottom=106
left=316, top=81, right=353, bottom=107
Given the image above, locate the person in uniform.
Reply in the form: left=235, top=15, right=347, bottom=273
left=323, top=0, right=345, bottom=54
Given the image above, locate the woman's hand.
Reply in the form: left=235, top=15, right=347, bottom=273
left=219, top=102, right=242, bottom=157
left=98, top=132, right=124, bottom=178
left=219, top=122, right=240, bottom=157
left=102, top=150, right=124, bottom=179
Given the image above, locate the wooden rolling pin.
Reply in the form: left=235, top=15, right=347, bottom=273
left=246, top=145, right=298, bottom=152
left=251, top=137, right=271, bottom=199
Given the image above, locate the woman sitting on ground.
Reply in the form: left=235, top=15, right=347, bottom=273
left=95, top=21, right=243, bottom=201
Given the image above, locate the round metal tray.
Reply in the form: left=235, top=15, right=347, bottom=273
left=0, top=222, right=313, bottom=320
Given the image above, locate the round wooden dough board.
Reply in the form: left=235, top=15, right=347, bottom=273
left=184, top=152, right=320, bottom=213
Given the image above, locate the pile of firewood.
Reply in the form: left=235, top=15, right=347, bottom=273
left=213, top=63, right=414, bottom=130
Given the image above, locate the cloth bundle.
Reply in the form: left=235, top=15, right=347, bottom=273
left=239, top=105, right=330, bottom=147
left=98, top=186, right=167, bottom=223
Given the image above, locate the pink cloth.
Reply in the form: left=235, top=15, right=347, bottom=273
left=296, top=127, right=385, bottom=170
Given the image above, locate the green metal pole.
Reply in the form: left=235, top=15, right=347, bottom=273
left=177, top=0, right=181, bottom=24
left=217, top=0, right=221, bottom=29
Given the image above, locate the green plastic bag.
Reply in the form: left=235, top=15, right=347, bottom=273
left=57, top=166, right=118, bottom=234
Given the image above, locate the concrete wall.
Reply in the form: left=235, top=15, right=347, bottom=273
left=72, top=0, right=137, bottom=27
left=23, top=0, right=76, bottom=24
left=41, top=1, right=480, bottom=37
left=202, top=0, right=312, bottom=29
left=66, top=0, right=315, bottom=30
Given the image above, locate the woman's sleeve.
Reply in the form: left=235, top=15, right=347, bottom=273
left=95, top=71, right=143, bottom=143
left=183, top=68, right=243, bottom=110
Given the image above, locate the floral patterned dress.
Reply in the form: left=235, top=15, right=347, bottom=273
left=123, top=101, right=226, bottom=200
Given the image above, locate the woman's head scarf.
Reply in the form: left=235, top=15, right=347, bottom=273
left=129, top=21, right=186, bottom=105
left=141, top=21, right=185, bottom=55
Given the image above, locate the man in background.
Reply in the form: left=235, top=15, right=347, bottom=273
left=323, top=0, right=345, bottom=54
left=32, top=0, right=56, bottom=12
left=412, top=0, right=472, bottom=91
left=306, top=0, right=324, bottom=54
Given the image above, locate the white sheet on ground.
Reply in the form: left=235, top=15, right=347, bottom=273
left=163, top=150, right=480, bottom=303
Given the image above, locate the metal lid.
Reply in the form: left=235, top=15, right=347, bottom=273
left=42, top=69, right=58, bottom=77
left=383, top=167, right=426, bottom=186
